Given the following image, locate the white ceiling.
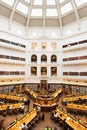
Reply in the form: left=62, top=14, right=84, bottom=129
left=0, top=0, right=87, bottom=30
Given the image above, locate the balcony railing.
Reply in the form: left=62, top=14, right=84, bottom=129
left=62, top=40, right=87, bottom=51
left=63, top=72, right=87, bottom=77
left=0, top=38, right=26, bottom=48
left=63, top=56, right=87, bottom=65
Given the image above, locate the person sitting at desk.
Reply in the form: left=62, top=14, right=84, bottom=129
left=19, top=104, right=25, bottom=113
left=21, top=122, right=28, bottom=130
left=36, top=105, right=41, bottom=114
left=51, top=111, right=56, bottom=119
left=54, top=112, right=58, bottom=122
left=41, top=113, right=45, bottom=120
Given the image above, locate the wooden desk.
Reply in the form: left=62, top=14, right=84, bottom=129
left=56, top=108, right=67, bottom=121
left=62, top=95, right=87, bottom=103
left=0, top=94, right=6, bottom=99
left=34, top=102, right=58, bottom=111
left=0, top=105, right=8, bottom=111
left=0, top=103, right=23, bottom=111
left=56, top=108, right=87, bottom=130
left=66, top=117, right=87, bottom=130
left=0, top=94, right=28, bottom=102
left=52, top=88, right=62, bottom=98
left=7, top=108, right=37, bottom=130
left=66, top=104, right=87, bottom=111
left=25, top=88, right=38, bottom=98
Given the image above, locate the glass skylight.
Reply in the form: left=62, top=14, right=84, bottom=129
left=59, top=0, right=65, bottom=3
left=75, top=0, right=87, bottom=7
left=1, top=0, right=15, bottom=6
left=47, top=0, right=56, bottom=5
left=31, top=9, right=42, bottom=16
left=16, top=2, right=28, bottom=15
left=46, top=9, right=58, bottom=16
left=33, top=0, right=42, bottom=5
left=61, top=2, right=73, bottom=15
left=24, top=0, right=30, bottom=3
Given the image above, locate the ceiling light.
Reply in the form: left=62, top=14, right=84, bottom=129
left=17, top=30, right=22, bottom=35
left=67, top=30, right=71, bottom=34
left=32, top=33, right=37, bottom=37
left=52, top=32, right=57, bottom=37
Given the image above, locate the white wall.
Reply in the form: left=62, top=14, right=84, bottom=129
left=0, top=16, right=87, bottom=85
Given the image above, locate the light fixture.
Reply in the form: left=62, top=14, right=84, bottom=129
left=67, top=30, right=71, bottom=34
left=52, top=32, right=57, bottom=37
left=32, top=32, right=37, bottom=37
left=17, top=30, right=22, bottom=34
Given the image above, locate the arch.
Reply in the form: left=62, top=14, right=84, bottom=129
left=31, top=67, right=37, bottom=76
left=41, top=54, right=47, bottom=62
left=51, top=67, right=57, bottom=76
left=31, top=54, right=37, bottom=62
left=51, top=55, right=57, bottom=62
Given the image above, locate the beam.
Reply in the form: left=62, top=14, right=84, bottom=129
left=26, top=0, right=34, bottom=35
left=56, top=0, right=63, bottom=36
left=8, top=0, right=19, bottom=29
left=71, top=0, right=80, bottom=30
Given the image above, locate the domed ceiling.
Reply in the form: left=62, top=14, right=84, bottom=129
left=0, top=0, right=87, bottom=28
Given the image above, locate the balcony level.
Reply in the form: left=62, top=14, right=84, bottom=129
left=0, top=41, right=26, bottom=52
left=62, top=41, right=87, bottom=52
left=0, top=59, right=25, bottom=65
left=63, top=59, right=87, bottom=65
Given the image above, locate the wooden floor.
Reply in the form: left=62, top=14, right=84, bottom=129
left=2, top=94, right=87, bottom=130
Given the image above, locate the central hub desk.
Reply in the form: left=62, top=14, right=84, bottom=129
left=25, top=88, right=63, bottom=111
left=34, top=94, right=58, bottom=111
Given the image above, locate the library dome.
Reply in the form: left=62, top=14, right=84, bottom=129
left=0, top=0, right=87, bottom=28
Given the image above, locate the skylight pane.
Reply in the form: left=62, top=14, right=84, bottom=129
left=31, top=9, right=42, bottom=16
left=33, top=0, right=42, bottom=5
left=46, top=9, right=58, bottom=16
left=16, top=2, right=28, bottom=15
left=1, top=0, right=14, bottom=6
left=61, top=2, right=73, bottom=15
left=75, top=0, right=87, bottom=7
left=47, top=0, right=55, bottom=5
left=24, top=0, right=30, bottom=3
left=59, top=0, right=65, bottom=3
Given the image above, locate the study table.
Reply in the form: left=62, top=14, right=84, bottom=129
left=7, top=108, right=37, bottom=130
left=62, top=95, right=87, bottom=103
left=26, top=88, right=63, bottom=111
left=0, top=94, right=28, bottom=102
left=66, top=103, right=87, bottom=111
left=34, top=102, right=58, bottom=111
left=25, top=88, right=38, bottom=98
left=0, top=103, right=24, bottom=111
left=52, top=88, right=62, bottom=98
left=56, top=108, right=87, bottom=130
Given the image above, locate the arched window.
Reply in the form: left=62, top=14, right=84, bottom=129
left=41, top=67, right=47, bottom=75
left=51, top=67, right=57, bottom=76
left=51, top=55, right=57, bottom=62
left=31, top=67, right=37, bottom=76
left=31, top=55, right=37, bottom=62
left=41, top=54, right=47, bottom=62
